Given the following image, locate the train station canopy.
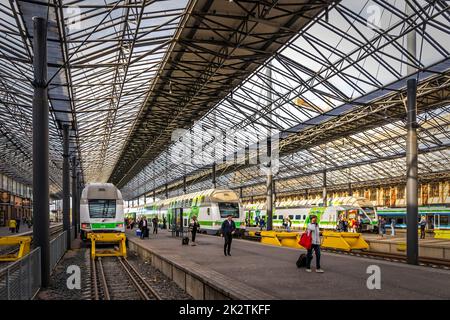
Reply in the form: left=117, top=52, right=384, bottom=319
left=0, top=0, right=449, bottom=199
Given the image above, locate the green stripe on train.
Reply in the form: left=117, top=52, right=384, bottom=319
left=91, top=223, right=120, bottom=229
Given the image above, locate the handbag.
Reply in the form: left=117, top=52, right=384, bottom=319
left=299, top=230, right=312, bottom=249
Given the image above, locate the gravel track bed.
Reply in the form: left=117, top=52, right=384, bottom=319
left=35, top=247, right=192, bottom=300
left=124, top=251, right=193, bottom=300
left=35, top=248, right=90, bottom=300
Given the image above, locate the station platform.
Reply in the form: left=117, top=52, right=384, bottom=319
left=0, top=223, right=59, bottom=237
left=0, top=225, right=33, bottom=237
left=126, top=229, right=450, bottom=299
left=362, top=233, right=450, bottom=260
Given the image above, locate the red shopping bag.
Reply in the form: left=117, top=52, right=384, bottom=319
left=299, top=231, right=312, bottom=249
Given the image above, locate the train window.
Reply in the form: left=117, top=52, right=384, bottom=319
left=397, top=218, right=404, bottom=224
left=278, top=215, right=283, bottom=220
left=207, top=208, right=210, bottom=215
left=440, top=215, right=449, bottom=226
left=88, top=199, right=116, bottom=218
left=303, top=215, right=306, bottom=220
left=288, top=215, right=294, bottom=219
left=295, top=215, right=301, bottom=220
left=218, top=202, right=239, bottom=218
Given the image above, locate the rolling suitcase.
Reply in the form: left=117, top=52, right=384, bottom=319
left=296, top=253, right=307, bottom=268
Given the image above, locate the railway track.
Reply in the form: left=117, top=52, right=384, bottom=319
left=91, top=256, right=162, bottom=300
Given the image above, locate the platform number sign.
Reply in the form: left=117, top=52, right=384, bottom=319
left=366, top=265, right=381, bottom=290
left=67, top=265, right=81, bottom=290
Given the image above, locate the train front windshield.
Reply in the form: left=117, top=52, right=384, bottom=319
left=361, top=207, right=376, bottom=220
left=219, top=202, right=240, bottom=218
left=89, top=199, right=116, bottom=218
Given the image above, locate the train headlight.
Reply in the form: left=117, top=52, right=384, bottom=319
left=117, top=223, right=124, bottom=228
left=81, top=223, right=90, bottom=229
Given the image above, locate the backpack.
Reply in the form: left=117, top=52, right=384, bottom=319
left=182, top=236, right=190, bottom=245
left=296, top=253, right=307, bottom=268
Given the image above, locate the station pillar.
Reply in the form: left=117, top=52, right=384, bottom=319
left=212, top=163, right=216, bottom=189
left=323, top=170, right=327, bottom=206
left=406, top=78, right=418, bottom=265
left=62, top=124, right=71, bottom=250
left=406, top=1, right=418, bottom=265
left=32, top=16, right=50, bottom=287
left=76, top=171, right=81, bottom=233
left=71, top=156, right=77, bottom=238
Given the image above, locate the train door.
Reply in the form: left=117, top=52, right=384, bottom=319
left=434, top=214, right=439, bottom=230
left=172, top=207, right=183, bottom=237
left=427, top=215, right=434, bottom=230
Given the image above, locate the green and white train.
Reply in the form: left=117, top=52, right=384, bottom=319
left=244, top=196, right=378, bottom=231
left=80, top=182, right=125, bottom=241
left=133, top=189, right=245, bottom=235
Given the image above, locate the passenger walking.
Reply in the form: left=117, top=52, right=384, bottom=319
left=255, top=216, right=260, bottom=228
left=152, top=216, right=158, bottom=234
left=259, top=217, right=265, bottom=231
left=139, top=217, right=148, bottom=239
left=15, top=218, right=20, bottom=233
left=357, top=216, right=362, bottom=233
left=286, top=217, right=292, bottom=232
left=305, top=215, right=324, bottom=273
left=419, top=217, right=427, bottom=239
left=379, top=218, right=386, bottom=238
left=163, top=216, right=167, bottom=229
left=130, top=219, right=134, bottom=230
left=190, top=215, right=200, bottom=246
left=221, top=214, right=236, bottom=256
left=9, top=219, right=16, bottom=234
left=390, top=219, right=395, bottom=236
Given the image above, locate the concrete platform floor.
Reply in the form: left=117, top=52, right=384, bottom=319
left=126, top=229, right=450, bottom=299
left=0, top=223, right=59, bottom=237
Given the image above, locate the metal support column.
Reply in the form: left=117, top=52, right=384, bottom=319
left=62, top=125, right=71, bottom=249
left=32, top=16, right=50, bottom=287
left=71, top=156, right=77, bottom=238
left=76, top=171, right=81, bottom=233
left=323, top=170, right=327, bottom=206
left=212, top=163, right=216, bottom=189
left=406, top=1, right=418, bottom=265
left=165, top=184, right=168, bottom=199
left=265, top=63, right=273, bottom=231
left=406, top=79, right=418, bottom=265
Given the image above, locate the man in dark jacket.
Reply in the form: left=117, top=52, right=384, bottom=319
left=221, top=215, right=236, bottom=256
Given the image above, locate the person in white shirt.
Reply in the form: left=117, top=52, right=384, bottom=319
left=305, top=215, right=324, bottom=273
